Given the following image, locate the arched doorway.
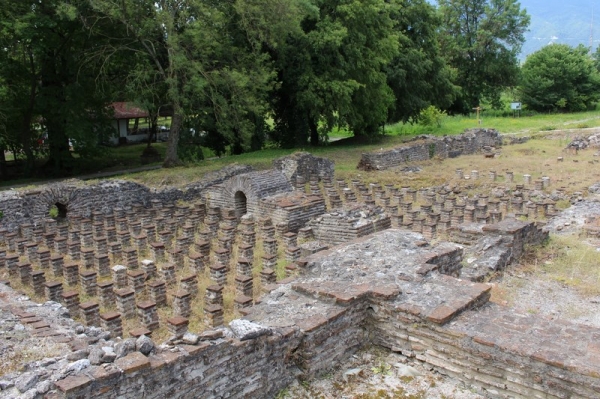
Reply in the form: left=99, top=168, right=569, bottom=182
left=50, top=202, right=68, bottom=220
left=234, top=191, right=247, bottom=219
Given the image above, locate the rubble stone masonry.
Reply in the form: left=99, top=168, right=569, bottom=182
left=50, top=226, right=600, bottom=399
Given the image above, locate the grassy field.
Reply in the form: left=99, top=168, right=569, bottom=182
left=385, top=108, right=600, bottom=137
left=126, top=109, right=600, bottom=188
left=2, top=108, right=600, bottom=189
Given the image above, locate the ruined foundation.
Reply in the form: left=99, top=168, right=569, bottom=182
left=1, top=137, right=599, bottom=399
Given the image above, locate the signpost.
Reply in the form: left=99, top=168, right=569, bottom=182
left=511, top=102, right=522, bottom=118
left=473, top=106, right=482, bottom=126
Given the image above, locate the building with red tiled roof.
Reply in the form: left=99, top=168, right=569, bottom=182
left=111, top=102, right=149, bottom=119
left=108, top=102, right=168, bottom=144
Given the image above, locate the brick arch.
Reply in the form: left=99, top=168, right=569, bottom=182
left=234, top=191, right=248, bottom=219
left=31, top=184, right=80, bottom=221
left=217, top=175, right=261, bottom=216
left=210, top=170, right=293, bottom=218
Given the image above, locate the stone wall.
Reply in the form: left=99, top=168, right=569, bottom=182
left=260, top=192, right=327, bottom=233
left=0, top=165, right=253, bottom=232
left=453, top=219, right=549, bottom=281
left=54, top=331, right=303, bottom=399
left=371, top=300, right=600, bottom=398
left=272, top=152, right=335, bottom=183
left=206, top=170, right=293, bottom=216
left=357, top=129, right=502, bottom=171
left=0, top=180, right=151, bottom=232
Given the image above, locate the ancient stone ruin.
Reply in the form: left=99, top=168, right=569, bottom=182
left=0, top=137, right=599, bottom=398
left=357, top=128, right=502, bottom=170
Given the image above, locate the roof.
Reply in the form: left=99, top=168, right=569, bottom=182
left=110, top=102, right=149, bottom=119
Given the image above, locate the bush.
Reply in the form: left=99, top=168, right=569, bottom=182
left=418, top=106, right=447, bottom=128
left=520, top=44, right=600, bottom=112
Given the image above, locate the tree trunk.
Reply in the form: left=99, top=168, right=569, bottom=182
left=231, top=128, right=243, bottom=155
left=163, top=102, right=182, bottom=167
left=45, top=118, right=73, bottom=175
left=308, top=116, right=319, bottom=146
left=21, top=50, right=37, bottom=175
left=41, top=54, right=73, bottom=176
left=0, top=146, right=6, bottom=180
left=147, top=113, right=158, bottom=148
left=20, top=110, right=35, bottom=176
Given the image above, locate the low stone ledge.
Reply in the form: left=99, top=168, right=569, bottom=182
left=54, top=375, right=92, bottom=394
left=114, top=351, right=150, bottom=374
left=293, top=281, right=401, bottom=305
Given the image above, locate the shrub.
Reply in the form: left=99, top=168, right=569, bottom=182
left=418, top=106, right=446, bottom=128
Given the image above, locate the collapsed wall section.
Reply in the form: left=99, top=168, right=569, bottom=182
left=357, top=128, right=502, bottom=171
left=259, top=192, right=326, bottom=232
left=272, top=151, right=335, bottom=184
left=0, top=164, right=253, bottom=232
left=307, top=205, right=391, bottom=246
left=453, top=219, right=549, bottom=281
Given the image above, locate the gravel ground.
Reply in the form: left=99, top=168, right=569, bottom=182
left=513, top=194, right=600, bottom=328
left=283, top=348, right=484, bottom=399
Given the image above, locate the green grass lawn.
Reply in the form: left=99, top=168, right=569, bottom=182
left=386, top=108, right=600, bottom=137
left=2, top=108, right=600, bottom=189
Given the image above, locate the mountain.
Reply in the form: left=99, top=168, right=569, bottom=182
left=520, top=0, right=598, bottom=59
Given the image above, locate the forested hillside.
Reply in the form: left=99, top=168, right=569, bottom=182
left=520, top=0, right=598, bottom=58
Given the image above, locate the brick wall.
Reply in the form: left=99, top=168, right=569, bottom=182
left=357, top=129, right=502, bottom=171
left=0, top=165, right=252, bottom=232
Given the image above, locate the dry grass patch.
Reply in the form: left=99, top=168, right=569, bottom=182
left=510, top=234, right=600, bottom=296
left=536, top=235, right=600, bottom=296
left=337, top=137, right=598, bottom=199
left=0, top=338, right=68, bottom=376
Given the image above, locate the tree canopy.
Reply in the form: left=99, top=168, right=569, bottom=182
left=438, top=0, right=530, bottom=113
left=19, top=0, right=600, bottom=180
left=520, top=44, right=600, bottom=113
left=271, top=0, right=399, bottom=147
left=386, top=0, right=458, bottom=124
left=0, top=0, right=117, bottom=175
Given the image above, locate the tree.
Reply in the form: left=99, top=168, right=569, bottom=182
left=271, top=0, right=399, bottom=147
left=386, top=0, right=458, bottom=124
left=594, top=46, right=600, bottom=72
left=520, top=44, right=600, bottom=112
left=438, top=0, right=530, bottom=113
left=91, top=0, right=303, bottom=162
left=0, top=1, right=116, bottom=176
left=89, top=0, right=207, bottom=167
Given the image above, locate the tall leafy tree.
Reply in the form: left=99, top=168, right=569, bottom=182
left=89, top=0, right=207, bottom=167
left=0, top=2, right=38, bottom=174
left=272, top=0, right=399, bottom=147
left=0, top=1, right=116, bottom=175
left=520, top=44, right=600, bottom=112
left=91, top=0, right=303, bottom=162
left=594, top=46, right=600, bottom=73
left=438, top=0, right=530, bottom=113
left=386, top=0, right=458, bottom=124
